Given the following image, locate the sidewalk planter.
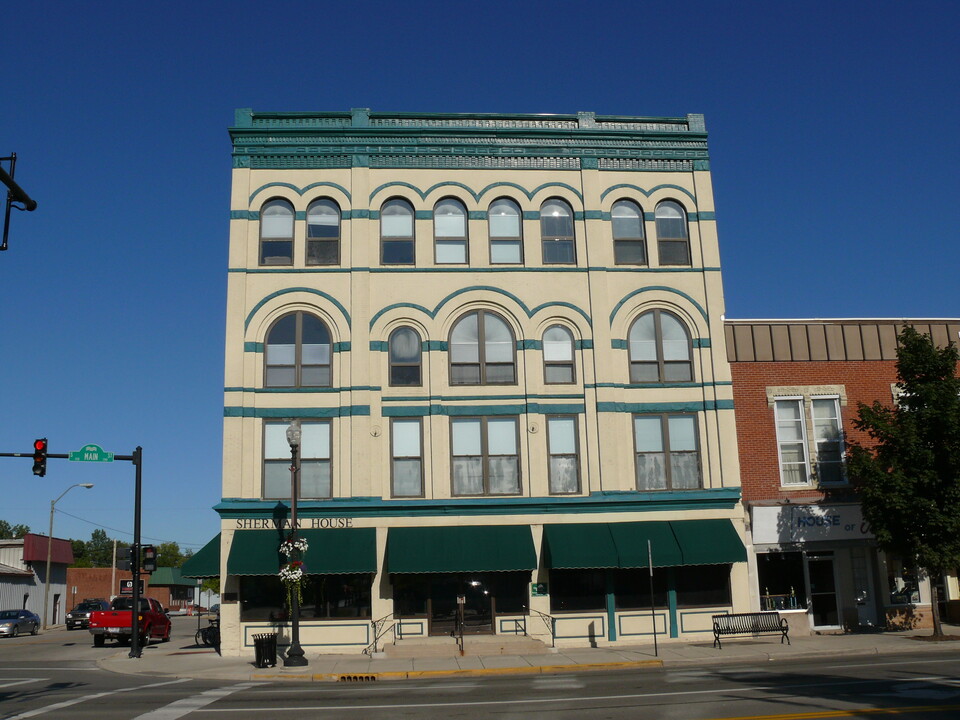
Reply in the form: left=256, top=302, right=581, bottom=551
left=253, top=633, right=277, bottom=668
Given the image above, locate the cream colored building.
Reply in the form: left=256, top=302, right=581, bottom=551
left=209, top=109, right=748, bottom=657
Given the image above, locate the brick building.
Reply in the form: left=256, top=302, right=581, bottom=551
left=65, top=567, right=195, bottom=614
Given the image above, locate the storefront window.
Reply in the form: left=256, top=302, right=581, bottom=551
left=613, top=569, right=668, bottom=609
left=886, top=554, right=921, bottom=605
left=550, top=569, right=605, bottom=612
left=239, top=574, right=372, bottom=621
left=757, top=552, right=807, bottom=610
left=675, top=565, right=732, bottom=607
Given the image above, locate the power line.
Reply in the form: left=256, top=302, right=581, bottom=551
left=53, top=507, right=208, bottom=549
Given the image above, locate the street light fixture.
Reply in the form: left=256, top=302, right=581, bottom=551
left=284, top=419, right=307, bottom=667
left=44, top=483, right=94, bottom=628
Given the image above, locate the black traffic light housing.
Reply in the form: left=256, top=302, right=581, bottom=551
left=142, top=545, right=157, bottom=573
left=32, top=438, right=47, bottom=477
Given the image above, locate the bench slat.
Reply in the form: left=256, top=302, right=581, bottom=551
left=712, top=612, right=790, bottom=649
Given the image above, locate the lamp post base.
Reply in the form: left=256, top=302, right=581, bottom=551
left=284, top=644, right=308, bottom=667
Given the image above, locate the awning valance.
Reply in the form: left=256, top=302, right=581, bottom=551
left=181, top=534, right=221, bottom=578
left=387, top=525, right=537, bottom=574
left=227, top=528, right=377, bottom=576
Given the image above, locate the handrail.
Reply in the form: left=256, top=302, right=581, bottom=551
left=363, top=612, right=397, bottom=655
left=530, top=609, right=556, bottom=648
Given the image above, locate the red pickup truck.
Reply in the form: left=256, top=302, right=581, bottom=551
left=88, top=596, right=172, bottom=647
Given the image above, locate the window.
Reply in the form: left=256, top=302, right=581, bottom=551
left=388, top=327, right=422, bottom=386
left=391, top=419, right=422, bottom=497
left=543, top=325, right=575, bottom=384
left=775, top=399, right=809, bottom=485
left=550, top=569, right=605, bottom=612
left=612, top=199, right=646, bottom=265
left=540, top=198, right=575, bottom=264
left=547, top=416, right=579, bottom=494
left=655, top=200, right=690, bottom=265
left=263, top=420, right=331, bottom=498
left=306, top=199, right=340, bottom=265
left=451, top=416, right=520, bottom=495
left=628, top=310, right=692, bottom=383
left=260, top=199, right=294, bottom=265
left=774, top=396, right=845, bottom=486
left=488, top=198, right=522, bottom=264
left=633, top=414, right=701, bottom=490
left=812, top=398, right=844, bottom=483
left=240, top=574, right=371, bottom=621
left=449, top=311, right=516, bottom=385
left=265, top=312, right=332, bottom=388
left=434, top=198, right=467, bottom=264
left=381, top=198, right=415, bottom=264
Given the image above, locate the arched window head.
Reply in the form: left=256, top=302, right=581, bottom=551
left=434, top=198, right=468, bottom=264
left=488, top=198, right=522, bottom=264
left=381, top=198, right=415, bottom=265
left=260, top=199, right=294, bottom=265
left=265, top=312, right=332, bottom=388
left=389, top=327, right=422, bottom=386
left=450, top=311, right=516, bottom=385
left=542, top=325, right=575, bottom=384
left=612, top=200, right=646, bottom=265
left=306, top=199, right=340, bottom=265
left=628, top=310, right=692, bottom=383
left=540, top=199, right=575, bottom=264
left=655, top=201, right=690, bottom=265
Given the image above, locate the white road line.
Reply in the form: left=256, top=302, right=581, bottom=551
left=133, top=683, right=265, bottom=720
left=822, top=657, right=960, bottom=670
left=0, top=667, right=100, bottom=671
left=4, top=678, right=189, bottom=720
left=0, top=678, right=44, bottom=689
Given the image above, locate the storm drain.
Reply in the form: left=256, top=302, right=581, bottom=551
left=338, top=674, right=377, bottom=682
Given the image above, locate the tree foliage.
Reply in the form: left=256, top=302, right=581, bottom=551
left=157, top=541, right=186, bottom=567
left=847, top=326, right=960, bottom=634
left=0, top=520, right=30, bottom=539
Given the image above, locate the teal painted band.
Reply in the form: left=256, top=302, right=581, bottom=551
left=223, top=386, right=381, bottom=394
left=224, top=406, right=371, bottom=418
left=333, top=341, right=351, bottom=352
left=611, top=339, right=627, bottom=350
left=425, top=340, right=447, bottom=351
left=370, top=340, right=388, bottom=352
left=244, top=341, right=264, bottom=353
left=577, top=340, right=593, bottom=350
left=415, top=210, right=432, bottom=220
left=295, top=211, right=306, bottom=220
left=597, top=400, right=735, bottom=413
left=353, top=209, right=370, bottom=219
left=583, top=210, right=602, bottom=220
left=693, top=338, right=712, bottom=348
left=523, top=211, right=539, bottom=220
left=468, top=211, right=486, bottom=220
left=244, top=287, right=351, bottom=330
left=382, top=393, right=584, bottom=402
left=231, top=210, right=258, bottom=220
left=521, top=339, right=540, bottom=350
left=381, top=402, right=586, bottom=417
left=612, top=337, right=710, bottom=349
left=588, top=381, right=732, bottom=390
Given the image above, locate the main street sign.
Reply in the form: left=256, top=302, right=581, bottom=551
left=68, top=444, right=115, bottom=463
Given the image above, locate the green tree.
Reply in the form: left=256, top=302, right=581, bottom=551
left=85, top=529, right=114, bottom=567
left=848, top=326, right=960, bottom=637
left=0, top=520, right=30, bottom=539
left=157, top=541, right=186, bottom=567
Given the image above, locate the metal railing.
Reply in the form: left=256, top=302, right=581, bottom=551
left=362, top=613, right=397, bottom=655
left=530, top=609, right=556, bottom=648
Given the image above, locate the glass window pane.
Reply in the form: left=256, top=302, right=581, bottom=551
left=542, top=239, right=574, bottom=263
left=266, top=343, right=295, bottom=366
left=667, top=416, right=697, bottom=451
left=453, top=457, right=483, bottom=494
left=390, top=328, right=421, bottom=362
left=301, top=422, right=330, bottom=459
left=434, top=199, right=466, bottom=237
left=781, top=463, right=807, bottom=485
left=301, top=366, right=330, bottom=387
left=488, top=456, right=520, bottom=494
left=307, top=240, right=338, bottom=265
left=266, top=366, right=295, bottom=387
left=382, top=240, right=414, bottom=264
left=545, top=365, right=574, bottom=384
left=614, top=241, right=646, bottom=264
left=268, top=314, right=296, bottom=344
left=631, top=362, right=659, bottom=383
left=264, top=423, right=289, bottom=459
left=489, top=199, right=520, bottom=237
left=261, top=201, right=293, bottom=238
left=541, top=200, right=573, bottom=237
left=664, top=362, right=693, bottom=382
left=392, top=420, right=421, bottom=456
left=302, top=343, right=331, bottom=365
left=660, top=314, right=689, bottom=361
left=655, top=201, right=687, bottom=239
left=550, top=456, right=579, bottom=493
left=451, top=314, right=480, bottom=362
left=485, top=364, right=515, bottom=383
left=543, top=327, right=573, bottom=361
left=452, top=419, right=481, bottom=455
left=307, top=200, right=339, bottom=238
left=777, top=400, right=803, bottom=421
left=629, top=313, right=657, bottom=361
left=302, top=315, right=329, bottom=343
left=612, top=201, right=643, bottom=238
left=634, top=416, right=663, bottom=452
left=391, top=365, right=421, bottom=386
left=548, top=417, right=576, bottom=454
left=636, top=453, right=666, bottom=490
left=451, top=364, right=480, bottom=384
left=483, top=315, right=514, bottom=362
left=382, top=201, right=413, bottom=237
left=671, top=453, right=700, bottom=488
left=300, top=461, right=331, bottom=498
left=393, top=459, right=422, bottom=496
left=490, top=240, right=521, bottom=264
left=435, top=240, right=467, bottom=263
left=487, top=418, right=517, bottom=455
left=263, top=461, right=289, bottom=498
left=659, top=240, right=689, bottom=265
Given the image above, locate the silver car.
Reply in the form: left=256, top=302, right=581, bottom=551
left=0, top=609, right=40, bottom=637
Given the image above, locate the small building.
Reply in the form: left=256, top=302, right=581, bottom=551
left=65, top=567, right=196, bottom=613
left=0, top=533, right=73, bottom=623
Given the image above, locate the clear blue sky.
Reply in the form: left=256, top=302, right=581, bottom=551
left=2, top=1, right=958, bottom=552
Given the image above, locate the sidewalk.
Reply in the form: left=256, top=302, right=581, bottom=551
left=98, top=625, right=960, bottom=682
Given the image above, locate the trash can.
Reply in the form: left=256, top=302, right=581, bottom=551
left=253, top=633, right=277, bottom=668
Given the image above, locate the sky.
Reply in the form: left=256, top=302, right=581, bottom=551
left=1, top=1, right=958, bottom=553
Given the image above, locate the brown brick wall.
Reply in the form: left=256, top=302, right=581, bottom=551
left=65, top=568, right=175, bottom=612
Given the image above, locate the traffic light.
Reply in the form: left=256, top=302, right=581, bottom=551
left=32, top=438, right=47, bottom=477
left=118, top=546, right=133, bottom=571
left=142, top=545, right=157, bottom=573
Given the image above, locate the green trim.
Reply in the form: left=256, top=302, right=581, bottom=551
left=588, top=381, right=732, bottom=390
left=333, top=341, right=351, bottom=352
left=381, top=402, right=586, bottom=417
left=382, top=393, right=583, bottom=402
left=223, top=386, right=380, bottom=394
left=223, top=406, right=370, bottom=417
left=248, top=181, right=352, bottom=205
left=231, top=210, right=257, bottom=220
left=229, top=266, right=721, bottom=276
left=597, top=400, right=734, bottom=413
left=609, top=287, right=709, bottom=325
left=368, top=180, right=584, bottom=204
left=244, top=287, right=351, bottom=330
left=228, top=528, right=376, bottom=575
left=599, top=184, right=696, bottom=203
left=612, top=337, right=711, bottom=350
left=244, top=341, right=264, bottom=353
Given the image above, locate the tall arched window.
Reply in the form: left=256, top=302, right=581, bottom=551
left=260, top=199, right=294, bottom=265
left=265, top=312, right=332, bottom=388
left=306, top=198, right=340, bottom=265
left=612, top=199, right=646, bottom=265
left=488, top=198, right=522, bottom=264
left=389, top=327, right=422, bottom=386
left=628, top=310, right=692, bottom=383
left=381, top=198, right=415, bottom=265
left=434, top=198, right=468, bottom=264
left=540, top=198, right=575, bottom=264
left=543, top=325, right=575, bottom=384
left=655, top=200, right=690, bottom=265
left=450, top=311, right=516, bottom=385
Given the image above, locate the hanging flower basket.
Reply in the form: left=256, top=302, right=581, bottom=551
left=279, top=535, right=309, bottom=557
left=279, top=560, right=306, bottom=608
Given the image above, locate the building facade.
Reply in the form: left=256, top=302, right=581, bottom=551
left=214, top=109, right=748, bottom=657
left=726, top=318, right=960, bottom=631
left=0, top=533, right=73, bottom=623
left=65, top=567, right=196, bottom=614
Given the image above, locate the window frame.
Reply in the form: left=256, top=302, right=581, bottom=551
left=628, top=309, right=693, bottom=383
left=655, top=200, right=691, bottom=266
left=264, top=311, right=332, bottom=389
left=773, top=395, right=846, bottom=487
left=450, top=415, right=521, bottom=496
left=388, top=326, right=423, bottom=387
left=488, top=197, right=523, bottom=265
left=433, top=197, right=468, bottom=265
left=306, top=198, right=341, bottom=266
left=542, top=324, right=575, bottom=385
left=539, top=198, right=576, bottom=265
left=380, top=198, right=416, bottom=265
left=632, top=413, right=702, bottom=491
left=547, top=415, right=580, bottom=495
left=448, top=310, right=517, bottom=386
left=390, top=417, right=424, bottom=498
left=262, top=419, right=332, bottom=499
left=612, top=199, right=647, bottom=265
left=259, top=198, right=294, bottom=266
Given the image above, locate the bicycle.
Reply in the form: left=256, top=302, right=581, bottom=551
left=195, top=618, right=220, bottom=648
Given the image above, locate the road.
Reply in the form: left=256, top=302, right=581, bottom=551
left=2, top=617, right=960, bottom=719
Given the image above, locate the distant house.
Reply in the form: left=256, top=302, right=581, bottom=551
left=0, top=533, right=74, bottom=623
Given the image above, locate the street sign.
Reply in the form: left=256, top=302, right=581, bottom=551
left=68, top=444, right=115, bottom=463
left=119, top=579, right=145, bottom=595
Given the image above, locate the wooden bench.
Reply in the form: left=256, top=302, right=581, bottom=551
left=712, top=612, right=790, bottom=649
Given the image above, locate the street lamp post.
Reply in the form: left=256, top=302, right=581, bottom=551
left=284, top=419, right=307, bottom=667
left=44, top=483, right=94, bottom=628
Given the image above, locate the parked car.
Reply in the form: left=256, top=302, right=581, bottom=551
left=66, top=599, right=111, bottom=630
left=0, top=609, right=41, bottom=637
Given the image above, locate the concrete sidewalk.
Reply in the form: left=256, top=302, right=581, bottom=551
left=98, top=626, right=960, bottom=682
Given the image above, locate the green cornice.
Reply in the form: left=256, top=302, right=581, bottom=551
left=224, top=386, right=381, bottom=394
left=224, top=406, right=370, bottom=418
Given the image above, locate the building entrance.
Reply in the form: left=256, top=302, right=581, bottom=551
left=806, top=552, right=840, bottom=628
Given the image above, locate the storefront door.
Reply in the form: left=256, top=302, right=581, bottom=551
left=427, top=575, right=493, bottom=636
left=806, top=552, right=841, bottom=628
left=851, top=547, right=878, bottom=627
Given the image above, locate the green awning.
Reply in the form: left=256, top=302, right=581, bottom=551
left=542, top=524, right=619, bottom=569
left=387, top=525, right=536, bottom=573
left=671, top=519, right=747, bottom=566
left=227, top=528, right=377, bottom=576
left=608, top=521, right=683, bottom=568
left=181, top=534, right=221, bottom=578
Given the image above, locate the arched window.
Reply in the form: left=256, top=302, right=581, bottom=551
left=306, top=199, right=340, bottom=265
left=260, top=199, right=294, bottom=265
left=381, top=198, right=415, bottom=265
left=543, top=325, right=575, bottom=384
left=265, top=312, right=332, bottom=388
left=389, top=327, right=422, bottom=386
left=488, top=198, right=522, bottom=264
left=540, top=198, right=575, bottom=264
left=450, top=311, right=516, bottom=385
left=612, top=199, right=646, bottom=265
left=655, top=200, right=690, bottom=265
left=628, top=310, right=692, bottom=383
left=434, top=198, right=468, bottom=264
